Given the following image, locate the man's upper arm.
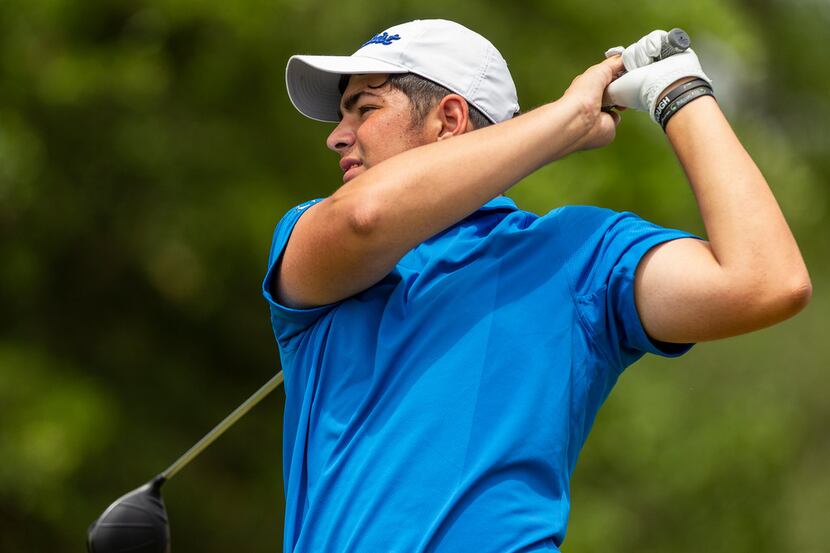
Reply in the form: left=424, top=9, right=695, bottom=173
left=275, top=198, right=399, bottom=309
left=634, top=237, right=805, bottom=344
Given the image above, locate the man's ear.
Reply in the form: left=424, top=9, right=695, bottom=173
left=434, top=94, right=472, bottom=140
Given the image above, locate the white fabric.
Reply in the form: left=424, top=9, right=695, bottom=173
left=603, top=30, right=711, bottom=123
left=285, top=19, right=520, bottom=124
left=621, top=30, right=668, bottom=71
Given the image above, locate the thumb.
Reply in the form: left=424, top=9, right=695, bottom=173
left=602, top=55, right=625, bottom=81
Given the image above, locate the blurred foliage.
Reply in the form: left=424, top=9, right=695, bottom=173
left=0, top=0, right=827, bottom=551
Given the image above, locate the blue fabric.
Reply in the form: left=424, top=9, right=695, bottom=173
left=263, top=195, right=700, bottom=553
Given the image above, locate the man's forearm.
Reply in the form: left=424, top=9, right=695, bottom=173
left=666, top=97, right=811, bottom=302
left=330, top=98, right=590, bottom=261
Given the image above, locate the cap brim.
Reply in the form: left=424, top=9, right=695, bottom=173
left=286, top=55, right=408, bottom=122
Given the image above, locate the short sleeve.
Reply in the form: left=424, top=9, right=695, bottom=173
left=262, top=198, right=338, bottom=348
left=556, top=206, right=703, bottom=371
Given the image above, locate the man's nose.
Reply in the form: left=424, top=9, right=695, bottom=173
left=326, top=120, right=356, bottom=153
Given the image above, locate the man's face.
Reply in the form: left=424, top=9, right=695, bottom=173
left=327, top=74, right=432, bottom=184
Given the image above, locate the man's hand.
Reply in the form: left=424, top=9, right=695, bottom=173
left=602, top=29, right=711, bottom=123
left=562, top=55, right=626, bottom=151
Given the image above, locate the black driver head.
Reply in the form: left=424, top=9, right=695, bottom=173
left=87, top=475, right=171, bottom=553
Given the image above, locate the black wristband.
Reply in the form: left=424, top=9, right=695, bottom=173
left=660, top=84, right=715, bottom=131
left=653, top=78, right=710, bottom=122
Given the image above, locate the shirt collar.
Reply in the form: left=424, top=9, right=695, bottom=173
left=478, top=195, right=518, bottom=212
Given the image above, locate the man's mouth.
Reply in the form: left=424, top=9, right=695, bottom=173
left=340, top=158, right=363, bottom=173
left=341, top=158, right=364, bottom=182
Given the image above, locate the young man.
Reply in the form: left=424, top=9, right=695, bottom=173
left=263, top=19, right=810, bottom=553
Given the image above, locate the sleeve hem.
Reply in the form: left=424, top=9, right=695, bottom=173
left=263, top=263, right=340, bottom=323
left=262, top=198, right=338, bottom=346
left=617, top=233, right=700, bottom=359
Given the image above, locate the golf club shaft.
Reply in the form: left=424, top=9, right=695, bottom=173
left=160, top=371, right=285, bottom=481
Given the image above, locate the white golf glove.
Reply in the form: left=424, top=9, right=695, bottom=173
left=602, top=29, right=711, bottom=123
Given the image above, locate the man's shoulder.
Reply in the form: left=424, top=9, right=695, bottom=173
left=547, top=204, right=653, bottom=235
left=546, top=204, right=620, bottom=223
left=449, top=203, right=627, bottom=246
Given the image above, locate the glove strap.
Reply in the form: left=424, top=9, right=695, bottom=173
left=660, top=84, right=715, bottom=131
left=653, top=78, right=710, bottom=122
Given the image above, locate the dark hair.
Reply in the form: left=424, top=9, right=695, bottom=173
left=338, top=73, right=503, bottom=130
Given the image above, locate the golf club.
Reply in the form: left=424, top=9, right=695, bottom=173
left=657, top=28, right=691, bottom=61
left=87, top=370, right=284, bottom=553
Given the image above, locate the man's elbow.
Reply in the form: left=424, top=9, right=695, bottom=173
left=329, top=186, right=382, bottom=237
left=761, top=271, right=812, bottom=322
left=349, top=203, right=382, bottom=236
left=786, top=276, right=813, bottom=314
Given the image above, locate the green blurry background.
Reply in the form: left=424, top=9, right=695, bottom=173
left=1, top=0, right=827, bottom=551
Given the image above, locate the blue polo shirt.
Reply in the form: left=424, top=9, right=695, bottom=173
left=263, top=195, right=699, bottom=553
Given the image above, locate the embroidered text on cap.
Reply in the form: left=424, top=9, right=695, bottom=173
left=362, top=32, right=401, bottom=47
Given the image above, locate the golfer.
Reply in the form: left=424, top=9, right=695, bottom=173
left=263, top=19, right=810, bottom=552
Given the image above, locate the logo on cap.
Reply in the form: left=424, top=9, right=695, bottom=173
left=361, top=32, right=401, bottom=47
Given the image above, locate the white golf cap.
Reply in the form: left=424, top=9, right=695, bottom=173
left=285, top=19, right=520, bottom=124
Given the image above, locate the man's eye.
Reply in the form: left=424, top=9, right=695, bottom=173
left=359, top=106, right=377, bottom=115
